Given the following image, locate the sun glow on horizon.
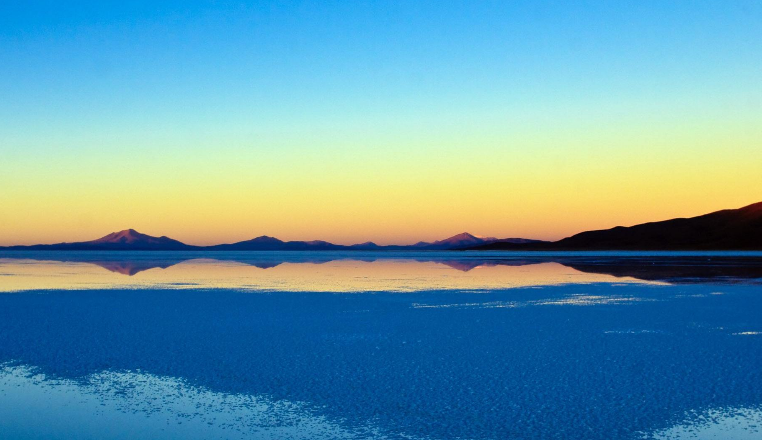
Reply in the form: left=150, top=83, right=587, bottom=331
left=1, top=1, right=760, bottom=246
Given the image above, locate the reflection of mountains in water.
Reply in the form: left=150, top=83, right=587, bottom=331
left=94, top=260, right=180, bottom=276
left=566, top=257, right=762, bottom=283
left=5, top=253, right=762, bottom=284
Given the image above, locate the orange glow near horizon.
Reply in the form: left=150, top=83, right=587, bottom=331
left=1, top=195, right=760, bottom=247
left=1, top=2, right=761, bottom=247
left=3, top=100, right=761, bottom=246
left=2, top=114, right=761, bottom=246
left=0, top=258, right=662, bottom=293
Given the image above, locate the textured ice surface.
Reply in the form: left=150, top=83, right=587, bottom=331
left=648, top=407, right=762, bottom=439
left=0, top=365, right=374, bottom=440
left=0, top=254, right=761, bottom=439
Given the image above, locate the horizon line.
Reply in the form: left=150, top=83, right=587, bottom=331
left=1, top=200, right=760, bottom=248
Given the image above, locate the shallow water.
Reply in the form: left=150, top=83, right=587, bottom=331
left=0, top=251, right=761, bottom=439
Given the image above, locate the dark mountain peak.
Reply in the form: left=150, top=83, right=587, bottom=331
left=5, top=201, right=759, bottom=252
left=434, top=232, right=497, bottom=246
left=442, top=232, right=479, bottom=242
left=90, top=229, right=176, bottom=245
left=352, top=241, right=378, bottom=247
left=738, top=201, right=762, bottom=215
left=542, top=200, right=762, bottom=251
left=0, top=229, right=195, bottom=250
left=304, top=240, right=332, bottom=246
left=348, top=241, right=382, bottom=250
left=207, top=235, right=292, bottom=250
left=246, top=235, right=284, bottom=244
left=409, top=232, right=502, bottom=250
left=291, top=240, right=344, bottom=250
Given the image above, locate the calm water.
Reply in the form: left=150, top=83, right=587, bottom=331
left=1, top=251, right=761, bottom=439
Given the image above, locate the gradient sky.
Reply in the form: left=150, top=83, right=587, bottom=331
left=1, top=1, right=761, bottom=246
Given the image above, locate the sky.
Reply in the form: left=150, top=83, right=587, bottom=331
left=1, top=1, right=761, bottom=246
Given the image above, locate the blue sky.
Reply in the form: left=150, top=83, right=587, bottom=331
left=1, top=1, right=761, bottom=245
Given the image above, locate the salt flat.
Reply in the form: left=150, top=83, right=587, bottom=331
left=0, top=252, right=760, bottom=439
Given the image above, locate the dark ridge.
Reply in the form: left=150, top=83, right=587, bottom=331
left=469, top=201, right=762, bottom=251
left=2, top=201, right=761, bottom=251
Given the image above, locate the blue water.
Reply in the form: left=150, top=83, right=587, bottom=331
left=1, top=252, right=761, bottom=439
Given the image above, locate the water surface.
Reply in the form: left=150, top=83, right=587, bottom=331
left=1, top=251, right=761, bottom=439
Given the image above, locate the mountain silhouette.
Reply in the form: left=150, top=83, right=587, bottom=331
left=89, top=229, right=189, bottom=248
left=416, top=232, right=497, bottom=249
left=207, top=236, right=345, bottom=251
left=198, top=232, right=529, bottom=251
left=411, top=233, right=543, bottom=250
left=2, top=229, right=196, bottom=251
left=2, top=230, right=529, bottom=251
left=472, top=201, right=762, bottom=251
left=350, top=241, right=380, bottom=249
left=555, top=201, right=762, bottom=250
left=2, top=201, right=760, bottom=251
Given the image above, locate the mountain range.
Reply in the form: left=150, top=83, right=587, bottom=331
left=473, top=201, right=762, bottom=251
left=1, top=201, right=760, bottom=251
left=2, top=229, right=190, bottom=251
left=0, top=230, right=527, bottom=251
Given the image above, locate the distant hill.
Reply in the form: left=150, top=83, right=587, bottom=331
left=411, top=232, right=544, bottom=250
left=2, top=229, right=196, bottom=251
left=207, top=236, right=345, bottom=251
left=471, top=201, right=762, bottom=251
left=6, top=201, right=759, bottom=251
left=0, top=230, right=540, bottom=251
left=205, top=232, right=538, bottom=251
left=350, top=241, right=381, bottom=249
left=414, top=232, right=497, bottom=249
